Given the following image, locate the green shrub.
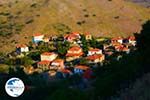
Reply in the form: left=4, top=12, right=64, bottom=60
left=53, top=23, right=72, bottom=34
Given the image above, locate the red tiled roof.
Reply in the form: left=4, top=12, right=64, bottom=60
left=75, top=65, right=89, bottom=70
left=128, top=36, right=136, bottom=41
left=68, top=46, right=82, bottom=51
left=16, top=44, right=28, bottom=48
left=89, top=48, right=101, bottom=52
left=115, top=45, right=129, bottom=51
left=66, top=52, right=84, bottom=57
left=52, top=59, right=64, bottom=63
left=86, top=54, right=104, bottom=60
left=41, top=52, right=55, bottom=56
left=33, top=33, right=43, bottom=37
left=38, top=60, right=50, bottom=65
left=64, top=32, right=80, bottom=40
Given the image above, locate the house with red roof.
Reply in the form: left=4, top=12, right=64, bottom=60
left=32, top=33, right=44, bottom=43
left=114, top=45, right=130, bottom=54
left=50, top=59, right=65, bottom=70
left=84, top=32, right=92, bottom=40
left=87, top=48, right=102, bottom=56
left=41, top=52, right=58, bottom=62
left=74, top=65, right=90, bottom=74
left=16, top=44, right=29, bottom=53
left=128, top=36, right=136, bottom=46
left=114, top=44, right=124, bottom=51
left=66, top=46, right=84, bottom=61
left=86, top=54, right=105, bottom=63
left=64, top=32, right=81, bottom=43
left=37, top=60, right=51, bottom=71
left=111, top=37, right=123, bottom=44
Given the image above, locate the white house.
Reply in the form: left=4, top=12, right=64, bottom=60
left=64, top=32, right=81, bottom=43
left=86, top=54, right=105, bottom=63
left=66, top=46, right=84, bottom=61
left=128, top=36, right=136, bottom=46
left=16, top=44, right=29, bottom=53
left=111, top=37, right=123, bottom=44
left=41, top=52, right=58, bottom=62
left=88, top=48, right=102, bottom=56
left=51, top=59, right=64, bottom=70
left=33, top=33, right=44, bottom=43
left=37, top=60, right=51, bottom=70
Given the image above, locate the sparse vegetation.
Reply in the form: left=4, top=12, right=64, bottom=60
left=84, top=14, right=89, bottom=17
left=30, top=3, right=38, bottom=8
left=25, top=19, right=34, bottom=24
left=53, top=23, right=72, bottom=34
left=0, top=0, right=149, bottom=53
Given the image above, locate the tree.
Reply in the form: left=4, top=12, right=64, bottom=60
left=80, top=35, right=88, bottom=54
left=46, top=88, right=88, bottom=100
left=135, top=20, right=150, bottom=72
left=57, top=41, right=70, bottom=57
left=89, top=37, right=97, bottom=48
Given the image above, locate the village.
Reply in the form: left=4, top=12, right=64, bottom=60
left=3, top=32, right=137, bottom=84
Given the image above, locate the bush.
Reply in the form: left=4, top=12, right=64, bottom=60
left=25, top=19, right=34, bottom=24
left=0, top=64, right=9, bottom=73
left=53, top=23, right=72, bottom=34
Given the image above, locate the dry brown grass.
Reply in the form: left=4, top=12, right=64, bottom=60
left=0, top=0, right=150, bottom=53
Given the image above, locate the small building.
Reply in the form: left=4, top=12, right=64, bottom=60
left=33, top=33, right=44, bottom=43
left=37, top=60, right=51, bottom=71
left=43, top=38, right=49, bottom=43
left=114, top=44, right=124, bottom=52
left=88, top=48, right=102, bottom=56
left=66, top=46, right=84, bottom=61
left=41, top=52, right=58, bottom=62
left=50, top=59, right=65, bottom=70
left=16, top=44, right=29, bottom=53
left=111, top=37, right=123, bottom=44
left=74, top=65, right=89, bottom=74
left=84, top=32, right=92, bottom=40
left=64, top=32, right=80, bottom=43
left=86, top=54, right=105, bottom=63
left=128, top=36, right=136, bottom=46
left=114, top=44, right=130, bottom=54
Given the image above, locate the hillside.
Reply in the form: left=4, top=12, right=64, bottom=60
left=127, top=0, right=150, bottom=7
left=0, top=0, right=150, bottom=53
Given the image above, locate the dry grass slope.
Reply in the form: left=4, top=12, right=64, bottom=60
left=0, top=0, right=150, bottom=53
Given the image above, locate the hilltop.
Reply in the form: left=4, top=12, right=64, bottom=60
left=0, top=0, right=150, bottom=53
